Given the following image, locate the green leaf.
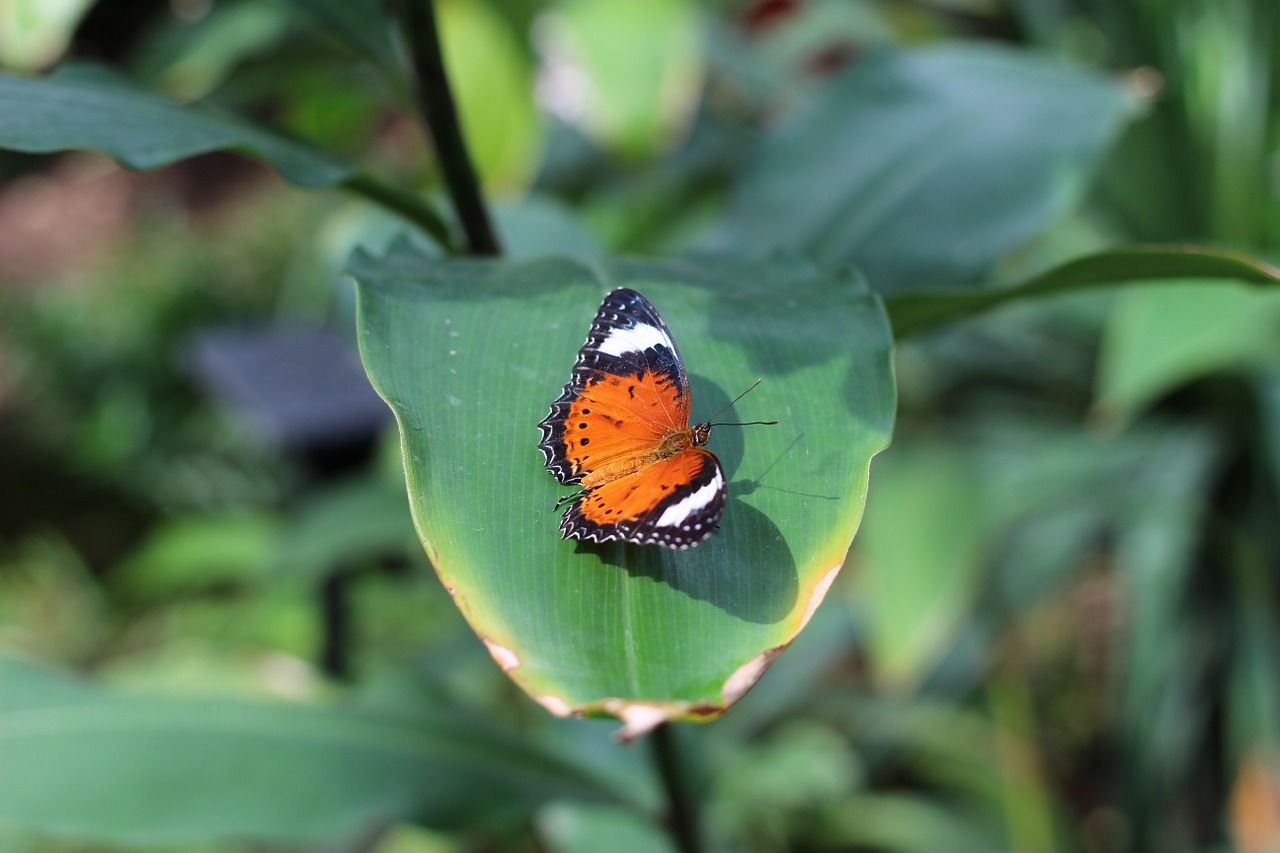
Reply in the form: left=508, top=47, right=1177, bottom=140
left=712, top=45, right=1138, bottom=293
left=275, top=0, right=402, bottom=88
left=117, top=514, right=282, bottom=597
left=538, top=803, right=675, bottom=853
left=130, top=1, right=293, bottom=101
left=1112, top=430, right=1221, bottom=823
left=0, top=65, right=451, bottom=245
left=0, top=658, right=620, bottom=844
left=351, top=245, right=895, bottom=734
left=0, top=0, right=96, bottom=71
left=885, top=245, right=1280, bottom=339
left=1096, top=281, right=1280, bottom=421
left=852, top=441, right=992, bottom=693
left=544, top=0, right=703, bottom=160
left=276, top=476, right=418, bottom=581
left=0, top=64, right=351, bottom=186
left=437, top=0, right=542, bottom=189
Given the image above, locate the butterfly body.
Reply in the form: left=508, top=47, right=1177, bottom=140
left=538, top=289, right=726, bottom=550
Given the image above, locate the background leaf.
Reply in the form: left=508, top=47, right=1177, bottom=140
left=0, top=0, right=96, bottom=71
left=0, top=64, right=352, bottom=187
left=351, top=245, right=895, bottom=731
left=710, top=45, right=1139, bottom=293
left=437, top=0, right=542, bottom=189
left=275, top=0, right=403, bottom=88
left=885, top=245, right=1280, bottom=339
left=0, top=63, right=451, bottom=243
left=0, top=657, right=619, bottom=844
left=542, top=0, right=703, bottom=160
left=852, top=441, right=993, bottom=693
left=1096, top=281, right=1280, bottom=421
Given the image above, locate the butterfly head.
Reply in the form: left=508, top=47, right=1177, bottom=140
left=691, top=422, right=712, bottom=446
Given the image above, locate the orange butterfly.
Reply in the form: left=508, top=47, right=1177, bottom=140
left=538, top=288, right=772, bottom=549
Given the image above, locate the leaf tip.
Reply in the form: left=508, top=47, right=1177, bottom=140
left=603, top=701, right=671, bottom=743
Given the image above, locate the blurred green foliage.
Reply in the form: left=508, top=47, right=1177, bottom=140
left=2, top=0, right=1280, bottom=852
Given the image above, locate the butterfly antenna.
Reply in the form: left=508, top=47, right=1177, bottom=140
left=709, top=378, right=779, bottom=427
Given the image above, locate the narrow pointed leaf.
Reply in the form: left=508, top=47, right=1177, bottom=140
left=0, top=65, right=350, bottom=186
left=351, top=245, right=895, bottom=731
left=0, top=65, right=450, bottom=243
left=885, top=245, right=1280, bottom=339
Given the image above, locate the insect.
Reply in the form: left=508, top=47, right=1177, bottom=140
left=537, top=288, right=774, bottom=549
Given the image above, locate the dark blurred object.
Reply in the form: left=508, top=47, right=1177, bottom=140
left=0, top=422, right=154, bottom=573
left=186, top=327, right=389, bottom=478
left=72, top=0, right=174, bottom=65
left=187, top=326, right=394, bottom=681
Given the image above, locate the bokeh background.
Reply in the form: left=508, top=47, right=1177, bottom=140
left=2, top=0, right=1280, bottom=851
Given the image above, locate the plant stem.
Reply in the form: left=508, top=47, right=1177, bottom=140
left=396, top=0, right=501, bottom=256
left=319, top=570, right=353, bottom=681
left=344, top=172, right=456, bottom=251
left=650, top=723, right=704, bottom=853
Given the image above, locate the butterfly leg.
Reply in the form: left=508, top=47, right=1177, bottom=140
left=553, top=488, right=588, bottom=510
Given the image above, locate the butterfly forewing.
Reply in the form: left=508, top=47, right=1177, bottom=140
left=538, top=289, right=691, bottom=484
left=538, top=288, right=726, bottom=550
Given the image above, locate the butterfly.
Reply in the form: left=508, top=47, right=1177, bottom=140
left=537, top=288, right=773, bottom=550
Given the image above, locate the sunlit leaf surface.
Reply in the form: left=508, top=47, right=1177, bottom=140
left=351, top=245, right=895, bottom=731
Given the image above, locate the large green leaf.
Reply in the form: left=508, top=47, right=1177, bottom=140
left=0, top=658, right=619, bottom=844
left=351, top=245, right=895, bottom=734
left=710, top=45, right=1138, bottom=293
left=885, top=245, right=1280, bottom=339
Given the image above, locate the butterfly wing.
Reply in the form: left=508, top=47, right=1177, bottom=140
left=538, top=288, right=692, bottom=485
left=560, top=447, right=725, bottom=549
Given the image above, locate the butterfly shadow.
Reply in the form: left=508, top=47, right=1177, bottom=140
left=574, top=498, right=798, bottom=625
left=730, top=431, right=842, bottom=503
left=570, top=373, right=800, bottom=625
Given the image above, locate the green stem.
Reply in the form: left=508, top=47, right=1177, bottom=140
left=396, top=0, right=501, bottom=256
left=649, top=724, right=704, bottom=853
left=343, top=172, right=456, bottom=251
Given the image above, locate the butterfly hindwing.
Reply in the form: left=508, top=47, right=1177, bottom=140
left=560, top=448, right=725, bottom=549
